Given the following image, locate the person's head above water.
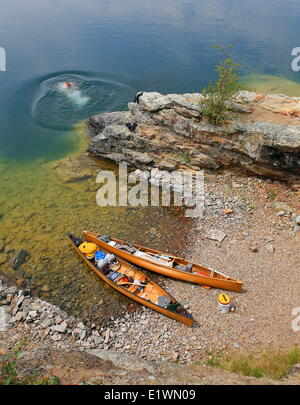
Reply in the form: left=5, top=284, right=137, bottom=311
left=66, top=81, right=72, bottom=88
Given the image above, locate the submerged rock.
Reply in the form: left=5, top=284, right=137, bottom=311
left=0, top=239, right=5, bottom=252
left=0, top=286, right=17, bottom=298
left=205, top=230, right=227, bottom=243
left=0, top=253, right=7, bottom=266
left=49, top=155, right=94, bottom=183
left=40, top=284, right=50, bottom=292
left=11, top=249, right=29, bottom=270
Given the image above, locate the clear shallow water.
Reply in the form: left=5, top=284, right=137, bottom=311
left=0, top=156, right=190, bottom=324
left=1, top=1, right=300, bottom=323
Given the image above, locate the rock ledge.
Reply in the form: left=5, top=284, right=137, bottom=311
left=88, top=91, right=300, bottom=183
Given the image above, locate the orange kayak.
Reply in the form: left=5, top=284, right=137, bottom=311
left=83, top=231, right=243, bottom=293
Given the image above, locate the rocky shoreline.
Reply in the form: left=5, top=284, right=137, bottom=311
left=1, top=168, right=300, bottom=383
left=88, top=91, right=300, bottom=183
left=0, top=275, right=106, bottom=350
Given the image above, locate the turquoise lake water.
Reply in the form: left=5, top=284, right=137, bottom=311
left=1, top=0, right=300, bottom=161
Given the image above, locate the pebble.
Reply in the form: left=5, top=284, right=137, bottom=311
left=16, top=295, right=25, bottom=308
left=28, top=310, right=38, bottom=319
left=92, top=337, right=103, bottom=346
left=1, top=286, right=17, bottom=298
left=55, top=316, right=63, bottom=325
left=274, top=202, right=293, bottom=213
left=266, top=244, right=275, bottom=254
left=224, top=209, right=233, bottom=214
left=172, top=352, right=180, bottom=362
left=104, top=328, right=110, bottom=343
left=51, top=321, right=68, bottom=334
left=6, top=293, right=14, bottom=303
left=51, top=334, right=62, bottom=342
left=249, top=242, right=259, bottom=252
left=11, top=249, right=29, bottom=270
left=40, top=317, right=53, bottom=327
left=15, top=311, right=25, bottom=321
left=80, top=330, right=87, bottom=340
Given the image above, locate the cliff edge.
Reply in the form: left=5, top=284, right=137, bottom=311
left=88, top=91, right=300, bottom=183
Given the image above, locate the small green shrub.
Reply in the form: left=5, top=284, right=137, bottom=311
left=200, top=45, right=245, bottom=126
left=268, top=189, right=277, bottom=200
left=183, top=150, right=191, bottom=164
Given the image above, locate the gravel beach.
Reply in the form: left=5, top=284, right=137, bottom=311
left=1, top=171, right=299, bottom=383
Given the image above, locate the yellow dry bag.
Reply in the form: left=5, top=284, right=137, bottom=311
left=79, top=242, right=98, bottom=259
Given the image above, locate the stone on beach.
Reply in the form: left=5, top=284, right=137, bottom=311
left=51, top=321, right=68, bottom=334
left=205, top=230, right=227, bottom=243
left=266, top=244, right=275, bottom=254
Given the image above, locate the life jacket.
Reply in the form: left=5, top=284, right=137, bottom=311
left=79, top=242, right=98, bottom=259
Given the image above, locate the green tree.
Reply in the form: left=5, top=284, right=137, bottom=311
left=200, top=45, right=244, bottom=125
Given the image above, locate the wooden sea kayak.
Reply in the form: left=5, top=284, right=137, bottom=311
left=67, top=234, right=193, bottom=327
left=83, top=231, right=243, bottom=293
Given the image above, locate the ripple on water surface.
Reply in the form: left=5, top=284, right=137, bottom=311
left=32, top=73, right=136, bottom=131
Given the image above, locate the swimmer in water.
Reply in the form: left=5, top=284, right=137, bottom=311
left=57, top=80, right=89, bottom=107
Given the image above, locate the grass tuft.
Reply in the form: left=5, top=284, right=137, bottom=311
left=202, top=347, right=300, bottom=380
